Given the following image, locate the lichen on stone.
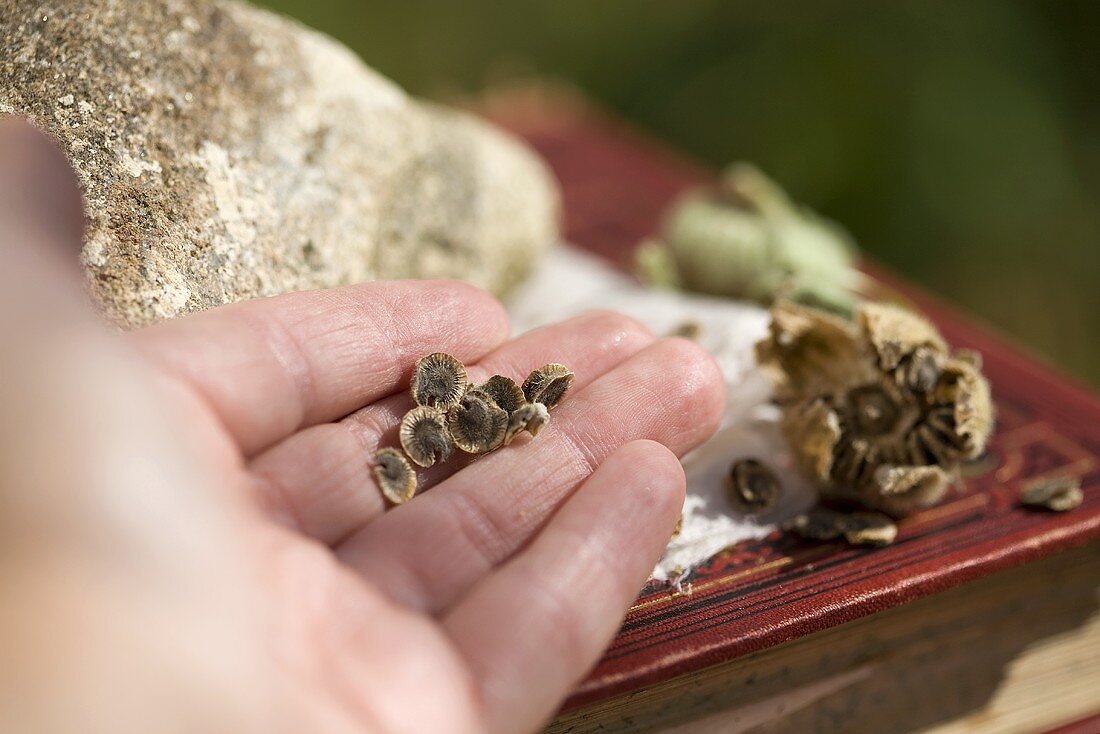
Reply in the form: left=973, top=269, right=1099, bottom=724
left=0, top=0, right=559, bottom=328
left=757, top=301, right=994, bottom=516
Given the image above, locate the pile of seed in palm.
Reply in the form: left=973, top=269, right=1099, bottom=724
left=372, top=353, right=574, bottom=505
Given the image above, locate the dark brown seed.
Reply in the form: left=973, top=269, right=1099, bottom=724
left=669, top=321, right=702, bottom=340
left=1020, top=476, right=1083, bottom=512
left=727, top=459, right=781, bottom=514
left=399, top=406, right=453, bottom=468
left=783, top=506, right=848, bottom=541
left=503, top=402, right=550, bottom=445
left=841, top=512, right=898, bottom=547
left=479, top=375, right=527, bottom=413
left=521, top=363, right=575, bottom=409
left=372, top=448, right=417, bottom=505
left=903, top=347, right=942, bottom=393
left=448, top=389, right=509, bottom=454
left=410, top=352, right=468, bottom=409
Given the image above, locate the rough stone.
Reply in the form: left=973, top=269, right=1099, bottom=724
left=0, top=0, right=560, bottom=327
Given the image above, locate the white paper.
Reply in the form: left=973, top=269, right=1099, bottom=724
left=507, top=247, right=816, bottom=582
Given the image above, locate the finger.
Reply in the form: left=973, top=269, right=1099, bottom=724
left=0, top=117, right=86, bottom=318
left=248, top=310, right=655, bottom=543
left=133, top=279, right=510, bottom=456
left=0, top=120, right=287, bottom=734
left=444, top=440, right=684, bottom=734
left=337, top=337, right=724, bottom=613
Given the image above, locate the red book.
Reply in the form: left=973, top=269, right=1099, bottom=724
left=483, top=89, right=1100, bottom=733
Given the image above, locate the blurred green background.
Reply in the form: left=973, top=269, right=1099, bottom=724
left=260, top=0, right=1100, bottom=386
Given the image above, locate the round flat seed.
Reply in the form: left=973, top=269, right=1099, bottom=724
left=1020, top=476, right=1083, bottom=512
left=372, top=448, right=417, bottom=505
left=726, top=459, right=781, bottom=514
left=503, top=401, right=550, bottom=445
left=479, top=375, right=526, bottom=413
left=783, top=506, right=848, bottom=541
left=399, top=406, right=454, bottom=468
left=410, top=352, right=468, bottom=410
left=521, top=363, right=575, bottom=409
left=841, top=512, right=898, bottom=547
left=448, top=389, right=509, bottom=454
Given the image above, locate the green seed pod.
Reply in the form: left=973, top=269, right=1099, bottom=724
left=639, top=163, right=863, bottom=315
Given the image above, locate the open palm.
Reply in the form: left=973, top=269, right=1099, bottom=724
left=0, top=119, right=725, bottom=734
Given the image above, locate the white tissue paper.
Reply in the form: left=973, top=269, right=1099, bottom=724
left=507, top=247, right=817, bottom=583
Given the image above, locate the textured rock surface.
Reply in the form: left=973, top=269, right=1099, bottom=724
left=0, top=0, right=560, bottom=327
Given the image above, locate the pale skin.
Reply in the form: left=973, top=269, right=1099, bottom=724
left=0, top=119, right=726, bottom=734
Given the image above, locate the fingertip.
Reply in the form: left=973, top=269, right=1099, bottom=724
left=0, top=116, right=85, bottom=253
left=580, top=309, right=655, bottom=343
left=657, top=336, right=727, bottom=442
left=606, top=439, right=686, bottom=518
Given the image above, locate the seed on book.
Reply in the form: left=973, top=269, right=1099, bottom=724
left=1020, top=476, right=1083, bottom=512
left=372, top=448, right=417, bottom=505
left=449, top=389, right=509, bottom=453
left=783, top=506, right=848, bottom=541
left=410, top=352, right=468, bottom=410
left=726, top=459, right=781, bottom=513
left=504, top=401, right=550, bottom=445
left=479, top=374, right=527, bottom=413
left=841, top=512, right=898, bottom=547
left=399, top=406, right=453, bottom=468
left=669, top=321, right=702, bottom=340
left=522, top=363, right=575, bottom=409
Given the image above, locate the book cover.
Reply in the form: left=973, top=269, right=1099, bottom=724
left=483, top=89, right=1100, bottom=713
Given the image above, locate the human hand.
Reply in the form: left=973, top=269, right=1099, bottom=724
left=0, top=119, right=725, bottom=734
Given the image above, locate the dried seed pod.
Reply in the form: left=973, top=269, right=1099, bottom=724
left=503, top=401, right=550, bottom=445
left=372, top=448, right=417, bottom=505
left=448, top=389, right=509, bottom=454
left=521, top=363, right=574, bottom=409
left=479, top=375, right=527, bottom=413
left=783, top=506, right=848, bottom=541
left=410, top=352, right=468, bottom=409
left=1020, top=476, right=1083, bottom=512
left=726, top=459, right=781, bottom=514
left=757, top=301, right=994, bottom=516
left=399, top=406, right=454, bottom=468
left=841, top=512, right=898, bottom=547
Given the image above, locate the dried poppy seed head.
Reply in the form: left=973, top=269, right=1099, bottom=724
left=448, top=389, right=509, bottom=454
left=479, top=375, right=526, bottom=413
left=842, top=512, right=898, bottom=547
left=399, top=406, right=454, bottom=468
left=372, top=448, right=417, bottom=505
left=521, top=363, right=574, bottom=409
left=1020, top=476, right=1083, bottom=512
left=504, top=401, right=550, bottom=445
left=727, top=459, right=780, bottom=514
left=410, top=352, right=468, bottom=409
